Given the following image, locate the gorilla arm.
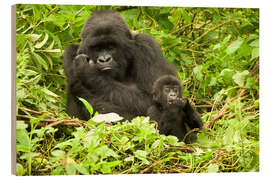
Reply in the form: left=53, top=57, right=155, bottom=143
left=183, top=99, right=203, bottom=129
left=76, top=59, right=151, bottom=115
left=63, top=45, right=151, bottom=116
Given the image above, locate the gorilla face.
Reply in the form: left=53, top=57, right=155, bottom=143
left=90, top=43, right=117, bottom=71
left=77, top=38, right=130, bottom=81
left=152, top=75, right=185, bottom=108
left=75, top=11, right=134, bottom=82
left=163, top=85, right=180, bottom=104
left=76, top=10, right=135, bottom=80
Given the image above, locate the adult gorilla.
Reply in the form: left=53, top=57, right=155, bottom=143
left=63, top=10, right=176, bottom=120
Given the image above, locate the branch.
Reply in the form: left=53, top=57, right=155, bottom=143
left=207, top=89, right=247, bottom=129
left=17, top=107, right=85, bottom=127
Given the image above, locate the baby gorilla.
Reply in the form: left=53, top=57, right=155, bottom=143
left=147, top=75, right=203, bottom=143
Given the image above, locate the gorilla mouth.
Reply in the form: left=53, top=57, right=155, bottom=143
left=101, top=67, right=113, bottom=71
left=167, top=99, right=173, bottom=104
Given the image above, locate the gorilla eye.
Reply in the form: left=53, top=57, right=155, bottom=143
left=91, top=46, right=99, bottom=51
left=107, top=45, right=115, bottom=51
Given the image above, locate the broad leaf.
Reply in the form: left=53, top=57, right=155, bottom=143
left=226, top=38, right=244, bottom=55
left=232, top=70, right=249, bottom=87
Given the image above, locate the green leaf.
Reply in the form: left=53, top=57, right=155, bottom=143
left=16, top=163, right=26, bottom=176
left=134, top=150, right=149, bottom=165
left=245, top=77, right=256, bottom=88
left=66, top=163, right=77, bottom=175
left=193, top=65, right=203, bottom=81
left=181, top=9, right=192, bottom=23
left=166, top=135, right=179, bottom=146
left=51, top=150, right=66, bottom=158
left=30, top=113, right=48, bottom=128
left=16, top=129, right=31, bottom=152
left=51, top=166, right=64, bottom=175
left=78, top=97, right=93, bottom=117
left=226, top=38, right=244, bottom=55
left=42, top=88, right=59, bottom=97
left=41, top=49, right=61, bottom=53
left=158, top=14, right=174, bottom=30
left=238, top=42, right=252, bottom=57
left=223, top=35, right=232, bottom=44
left=74, top=164, right=89, bottom=175
left=16, top=121, right=28, bottom=129
left=253, top=100, right=259, bottom=108
left=45, top=15, right=67, bottom=28
left=20, top=152, right=40, bottom=160
left=209, top=77, right=217, bottom=86
left=34, top=33, right=49, bottom=49
left=101, top=161, right=121, bottom=174
left=207, top=164, right=219, bottom=173
left=213, top=43, right=221, bottom=50
left=120, top=136, right=129, bottom=144
left=151, top=139, right=161, bottom=149
left=122, top=9, right=139, bottom=21
left=45, top=30, right=63, bottom=50
left=28, top=34, right=42, bottom=42
left=232, top=70, right=249, bottom=87
left=249, top=39, right=259, bottom=47
left=124, top=156, right=134, bottom=162
left=197, top=133, right=210, bottom=146
left=251, top=48, right=259, bottom=59
left=96, top=145, right=119, bottom=159
left=32, top=52, right=49, bottom=71
left=220, top=69, right=234, bottom=83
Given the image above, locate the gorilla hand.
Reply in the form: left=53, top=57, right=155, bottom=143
left=73, top=54, right=97, bottom=79
left=177, top=97, right=188, bottom=108
left=73, top=54, right=89, bottom=68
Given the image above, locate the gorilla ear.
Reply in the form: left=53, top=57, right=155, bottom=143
left=153, top=93, right=158, bottom=101
left=152, top=91, right=161, bottom=102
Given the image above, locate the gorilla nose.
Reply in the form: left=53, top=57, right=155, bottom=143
left=169, top=93, right=177, bottom=98
left=97, top=55, right=112, bottom=64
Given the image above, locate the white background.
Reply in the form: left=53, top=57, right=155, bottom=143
left=1, top=0, right=269, bottom=179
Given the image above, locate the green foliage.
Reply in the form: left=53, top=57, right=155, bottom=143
left=78, top=97, right=94, bottom=117
left=16, top=5, right=259, bottom=175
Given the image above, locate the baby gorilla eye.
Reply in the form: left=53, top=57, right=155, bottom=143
left=164, top=87, right=170, bottom=93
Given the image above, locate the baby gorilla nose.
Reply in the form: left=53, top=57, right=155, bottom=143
left=168, top=91, right=177, bottom=99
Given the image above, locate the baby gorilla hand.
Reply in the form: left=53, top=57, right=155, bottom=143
left=178, top=97, right=187, bottom=109
left=167, top=97, right=187, bottom=109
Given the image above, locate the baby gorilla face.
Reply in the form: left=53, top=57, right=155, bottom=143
left=163, top=85, right=180, bottom=104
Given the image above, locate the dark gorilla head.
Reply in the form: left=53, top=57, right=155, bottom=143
left=152, top=75, right=183, bottom=106
left=77, top=10, right=134, bottom=81
left=81, top=10, right=132, bottom=40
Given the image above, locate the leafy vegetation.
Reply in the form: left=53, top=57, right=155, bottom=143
left=15, top=5, right=259, bottom=175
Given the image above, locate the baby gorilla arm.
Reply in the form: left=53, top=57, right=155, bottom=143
left=183, top=99, right=203, bottom=129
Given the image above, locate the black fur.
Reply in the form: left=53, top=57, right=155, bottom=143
left=62, top=10, right=176, bottom=120
left=147, top=75, right=203, bottom=143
